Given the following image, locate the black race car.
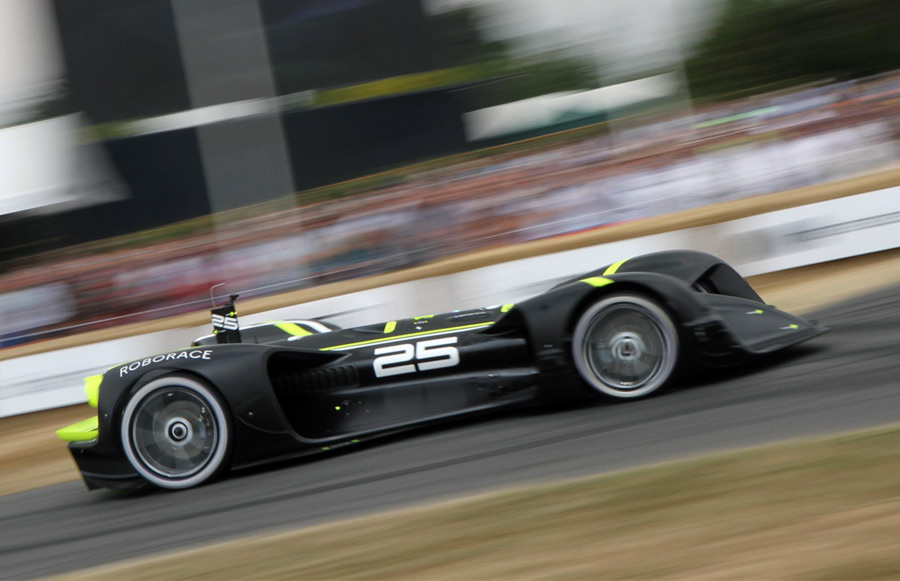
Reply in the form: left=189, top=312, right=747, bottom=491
left=56, top=251, right=826, bottom=490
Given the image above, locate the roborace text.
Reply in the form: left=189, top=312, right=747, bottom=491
left=119, top=350, right=213, bottom=377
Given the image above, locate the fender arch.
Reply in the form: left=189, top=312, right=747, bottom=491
left=513, top=272, right=710, bottom=386
left=556, top=250, right=763, bottom=303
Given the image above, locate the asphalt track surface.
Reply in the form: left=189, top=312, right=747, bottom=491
left=3, top=286, right=900, bottom=579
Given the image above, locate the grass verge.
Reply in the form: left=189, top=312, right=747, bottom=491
left=58, top=425, right=900, bottom=580
left=0, top=404, right=91, bottom=496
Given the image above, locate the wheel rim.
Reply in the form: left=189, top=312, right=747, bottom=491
left=131, top=387, right=217, bottom=478
left=121, top=377, right=229, bottom=489
left=574, top=296, right=677, bottom=398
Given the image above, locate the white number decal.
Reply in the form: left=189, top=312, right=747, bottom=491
left=416, top=337, right=460, bottom=371
left=372, top=344, right=416, bottom=378
left=212, top=314, right=239, bottom=331
left=373, top=337, right=459, bottom=378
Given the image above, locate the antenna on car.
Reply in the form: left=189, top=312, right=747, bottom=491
left=209, top=283, right=242, bottom=344
left=209, top=283, right=227, bottom=307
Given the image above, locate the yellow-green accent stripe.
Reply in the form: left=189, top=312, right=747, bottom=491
left=414, top=314, right=435, bottom=320
left=384, top=321, right=397, bottom=333
left=321, top=322, right=492, bottom=351
left=84, top=374, right=103, bottom=408
left=273, top=322, right=313, bottom=337
left=581, top=277, right=615, bottom=288
left=603, top=258, right=629, bottom=275
left=56, top=416, right=99, bottom=442
left=501, top=303, right=515, bottom=313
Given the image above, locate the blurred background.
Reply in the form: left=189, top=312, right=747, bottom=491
left=1, top=0, right=899, bottom=348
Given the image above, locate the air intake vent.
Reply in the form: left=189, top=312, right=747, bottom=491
left=272, top=366, right=359, bottom=395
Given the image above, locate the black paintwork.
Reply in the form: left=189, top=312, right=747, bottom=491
left=66, top=251, right=827, bottom=490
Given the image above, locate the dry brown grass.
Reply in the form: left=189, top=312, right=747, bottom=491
left=56, top=426, right=900, bottom=580
left=0, top=404, right=92, bottom=495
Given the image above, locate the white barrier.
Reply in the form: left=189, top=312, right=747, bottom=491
left=3, top=186, right=900, bottom=417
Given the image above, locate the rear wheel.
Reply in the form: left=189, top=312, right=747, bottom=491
left=572, top=293, right=679, bottom=399
left=120, top=375, right=231, bottom=489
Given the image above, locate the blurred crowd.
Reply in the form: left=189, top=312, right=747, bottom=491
left=3, top=73, right=900, bottom=347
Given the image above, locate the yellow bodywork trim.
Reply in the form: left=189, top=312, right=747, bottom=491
left=603, top=258, right=629, bottom=275
left=273, top=322, right=313, bottom=337
left=384, top=321, right=397, bottom=333
left=321, top=322, right=493, bottom=351
left=581, top=277, right=615, bottom=288
left=501, top=303, right=515, bottom=313
left=56, top=416, right=99, bottom=442
left=84, top=374, right=103, bottom=408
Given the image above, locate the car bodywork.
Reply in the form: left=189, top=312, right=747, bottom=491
left=57, top=251, right=826, bottom=490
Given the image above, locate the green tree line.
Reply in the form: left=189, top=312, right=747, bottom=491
left=686, top=0, right=900, bottom=99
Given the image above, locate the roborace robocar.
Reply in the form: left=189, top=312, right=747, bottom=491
left=56, top=251, right=826, bottom=491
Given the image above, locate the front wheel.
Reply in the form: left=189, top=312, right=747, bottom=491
left=120, top=375, right=231, bottom=489
left=572, top=293, right=679, bottom=399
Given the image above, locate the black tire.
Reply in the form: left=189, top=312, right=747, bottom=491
left=120, top=375, right=231, bottom=489
left=572, top=293, right=679, bottom=399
